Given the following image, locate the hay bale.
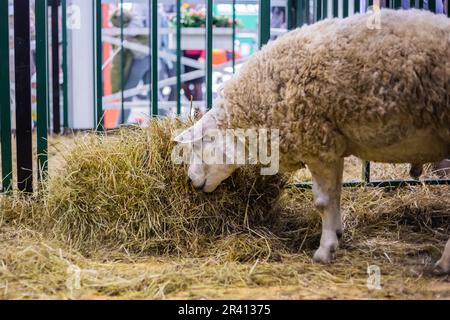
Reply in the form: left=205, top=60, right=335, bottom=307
left=32, top=118, right=291, bottom=260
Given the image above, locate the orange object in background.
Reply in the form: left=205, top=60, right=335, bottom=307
left=199, top=49, right=241, bottom=65
left=104, top=108, right=121, bottom=129
left=102, top=4, right=112, bottom=96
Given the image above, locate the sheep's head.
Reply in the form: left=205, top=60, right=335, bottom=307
left=173, top=109, right=238, bottom=193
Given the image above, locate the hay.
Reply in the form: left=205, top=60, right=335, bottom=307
left=1, top=117, right=450, bottom=299
left=2, top=118, right=296, bottom=260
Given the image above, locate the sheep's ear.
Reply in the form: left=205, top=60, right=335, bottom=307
left=174, top=112, right=217, bottom=143
left=174, top=126, right=202, bottom=143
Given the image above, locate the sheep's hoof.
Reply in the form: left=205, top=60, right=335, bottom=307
left=433, top=260, right=450, bottom=276
left=313, top=246, right=336, bottom=264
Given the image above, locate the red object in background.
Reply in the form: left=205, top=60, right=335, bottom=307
left=104, top=109, right=120, bottom=129
left=195, top=49, right=241, bottom=65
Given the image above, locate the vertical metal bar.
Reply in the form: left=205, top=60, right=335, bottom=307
left=62, top=0, right=69, bottom=131
left=322, top=0, right=328, bottom=19
left=36, top=0, right=49, bottom=182
left=355, top=0, right=360, bottom=13
left=305, top=0, right=310, bottom=23
left=232, top=0, right=236, bottom=73
left=151, top=0, right=158, bottom=116
left=176, top=0, right=181, bottom=114
left=317, top=0, right=322, bottom=20
left=95, top=0, right=103, bottom=131
left=362, top=161, right=371, bottom=183
left=343, top=0, right=349, bottom=16
left=0, top=0, right=12, bottom=192
left=429, top=0, right=436, bottom=12
left=120, top=0, right=125, bottom=124
left=259, top=0, right=271, bottom=48
left=287, top=0, right=293, bottom=29
left=296, top=0, right=305, bottom=27
left=206, top=0, right=213, bottom=110
left=51, top=0, right=61, bottom=134
left=14, top=0, right=33, bottom=192
left=394, top=0, right=402, bottom=8
left=333, top=0, right=339, bottom=16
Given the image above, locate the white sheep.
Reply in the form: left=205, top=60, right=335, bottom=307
left=175, top=9, right=450, bottom=274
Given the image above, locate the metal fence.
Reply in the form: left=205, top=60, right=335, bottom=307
left=1, top=0, right=449, bottom=193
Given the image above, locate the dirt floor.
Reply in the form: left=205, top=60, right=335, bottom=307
left=1, top=132, right=450, bottom=300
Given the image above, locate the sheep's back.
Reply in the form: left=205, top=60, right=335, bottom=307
left=223, top=9, right=450, bottom=160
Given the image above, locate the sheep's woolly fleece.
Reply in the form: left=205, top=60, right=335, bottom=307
left=216, top=9, right=450, bottom=167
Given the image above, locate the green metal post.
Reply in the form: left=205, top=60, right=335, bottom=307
left=232, top=0, right=236, bottom=72
left=362, top=160, right=371, bottom=183
left=333, top=0, right=339, bottom=17
left=151, top=0, right=158, bottom=116
left=296, top=0, right=305, bottom=27
left=120, top=0, right=125, bottom=124
left=62, top=0, right=69, bottom=131
left=317, top=0, right=323, bottom=21
left=355, top=0, right=360, bottom=13
left=429, top=0, right=436, bottom=12
left=343, top=0, right=349, bottom=16
left=259, top=0, right=271, bottom=48
left=176, top=0, right=181, bottom=115
left=206, top=0, right=213, bottom=110
left=36, top=0, right=49, bottom=182
left=287, top=0, right=293, bottom=29
left=94, top=0, right=103, bottom=131
left=305, top=0, right=310, bottom=23
left=0, top=0, right=12, bottom=192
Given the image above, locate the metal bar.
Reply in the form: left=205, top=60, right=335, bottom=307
left=317, top=0, right=323, bottom=20
left=333, top=0, right=339, bottom=16
left=151, top=0, right=158, bottom=116
left=176, top=0, right=182, bottom=114
left=305, top=0, right=310, bottom=24
left=62, top=0, right=69, bottom=131
left=322, top=0, right=328, bottom=19
left=14, top=0, right=33, bottom=192
left=291, top=179, right=450, bottom=189
left=232, top=0, right=236, bottom=73
left=120, top=0, right=125, bottom=124
left=287, top=0, right=293, bottom=29
left=362, top=160, right=371, bottom=183
left=296, top=0, right=305, bottom=27
left=343, top=0, right=349, bottom=16
left=429, top=0, right=436, bottom=12
left=36, top=0, right=49, bottom=182
left=51, top=0, right=61, bottom=134
left=0, top=0, right=12, bottom=192
left=206, top=0, right=213, bottom=110
left=259, top=0, right=271, bottom=48
left=95, top=0, right=103, bottom=131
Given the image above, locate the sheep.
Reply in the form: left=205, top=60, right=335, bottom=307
left=174, top=9, right=450, bottom=274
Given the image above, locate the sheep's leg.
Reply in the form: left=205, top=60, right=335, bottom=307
left=434, top=238, right=450, bottom=275
left=409, top=163, right=423, bottom=180
left=307, top=158, right=344, bottom=264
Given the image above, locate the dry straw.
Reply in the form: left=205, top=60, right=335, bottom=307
left=1, top=118, right=450, bottom=299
